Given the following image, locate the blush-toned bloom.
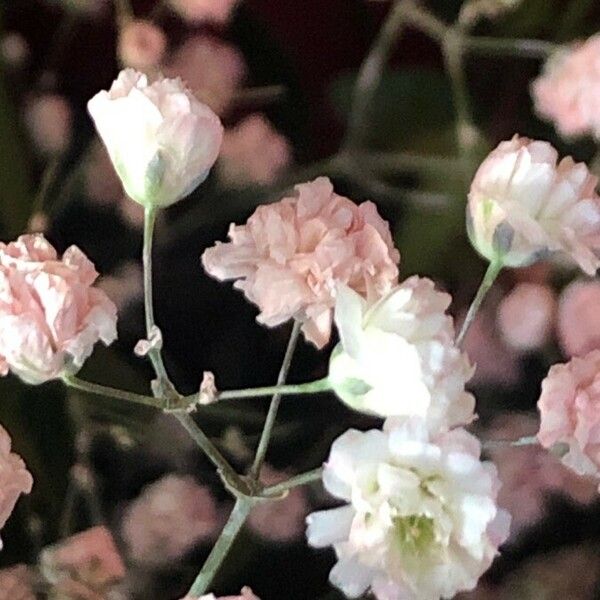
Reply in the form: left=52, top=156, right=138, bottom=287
left=41, top=526, right=125, bottom=590
left=202, top=177, right=400, bottom=348
left=0, top=425, right=33, bottom=549
left=0, top=234, right=117, bottom=385
left=0, top=565, right=36, bottom=600
left=483, top=413, right=596, bottom=537
left=537, top=350, right=600, bottom=483
left=532, top=35, right=600, bottom=139
left=306, top=418, right=510, bottom=600
left=25, top=94, right=72, bottom=155
left=168, top=0, right=239, bottom=24
left=467, top=136, right=600, bottom=275
left=557, top=280, right=600, bottom=357
left=1, top=33, right=29, bottom=68
left=218, top=114, right=292, bottom=186
left=196, top=588, right=260, bottom=600
left=497, top=283, right=556, bottom=351
left=329, top=280, right=475, bottom=430
left=117, top=20, right=166, bottom=72
left=165, top=36, right=245, bottom=115
left=247, top=465, right=310, bottom=543
left=122, top=474, right=223, bottom=565
left=88, top=69, right=223, bottom=208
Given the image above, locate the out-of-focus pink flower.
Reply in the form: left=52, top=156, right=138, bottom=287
left=218, top=114, right=292, bottom=186
left=557, top=280, right=600, bottom=358
left=459, top=296, right=521, bottom=388
left=532, top=35, right=600, bottom=139
left=25, top=94, right=72, bottom=155
left=467, top=136, right=600, bottom=274
left=247, top=466, right=309, bottom=543
left=0, top=235, right=117, bottom=384
left=88, top=69, right=223, bottom=209
left=41, top=526, right=126, bottom=589
left=202, top=177, right=400, bottom=348
left=165, top=36, right=245, bottom=115
left=497, top=283, right=556, bottom=351
left=168, top=0, right=239, bottom=24
left=537, top=350, right=600, bottom=483
left=0, top=33, right=29, bottom=68
left=97, top=261, right=143, bottom=314
left=122, top=474, right=223, bottom=565
left=0, top=565, right=36, bottom=600
left=0, top=425, right=33, bottom=549
left=483, top=413, right=596, bottom=537
left=118, top=20, right=166, bottom=72
left=195, top=588, right=260, bottom=600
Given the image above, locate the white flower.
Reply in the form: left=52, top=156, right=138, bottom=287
left=467, top=135, right=600, bottom=274
left=328, top=280, right=475, bottom=431
left=306, top=418, right=510, bottom=600
left=87, top=69, right=223, bottom=209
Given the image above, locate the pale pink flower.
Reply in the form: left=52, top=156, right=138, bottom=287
left=497, top=283, right=556, bottom=351
left=196, top=588, right=260, bottom=600
left=484, top=413, right=596, bottom=537
left=218, top=114, right=292, bottom=186
left=168, top=0, right=238, bottom=24
left=0, top=33, right=29, bottom=68
left=307, top=418, right=510, bottom=600
left=537, top=350, right=600, bottom=482
left=41, top=526, right=125, bottom=588
left=25, top=94, right=72, bottom=155
left=117, top=20, right=166, bottom=72
left=467, top=136, right=600, bottom=274
left=122, top=474, right=223, bottom=565
left=202, top=177, right=400, bottom=348
left=0, top=425, right=33, bottom=548
left=247, top=466, right=309, bottom=543
left=88, top=69, right=223, bottom=208
left=0, top=234, right=117, bottom=384
left=165, top=36, right=245, bottom=115
left=0, top=565, right=35, bottom=600
left=532, top=34, right=600, bottom=139
left=557, top=279, right=600, bottom=357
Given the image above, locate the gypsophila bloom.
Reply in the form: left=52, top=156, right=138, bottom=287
left=165, top=36, right=245, bottom=115
left=195, top=588, right=260, bottom=600
left=306, top=418, right=510, bottom=600
left=218, top=114, right=292, bottom=186
left=557, top=279, right=600, bottom=358
left=88, top=69, right=223, bottom=208
left=0, top=565, right=35, bottom=600
left=0, top=235, right=117, bottom=384
left=41, top=526, right=125, bottom=592
left=467, top=136, right=600, bottom=274
left=168, top=0, right=238, bottom=24
left=247, top=465, right=310, bottom=543
left=202, top=177, right=399, bottom=348
left=25, top=94, right=72, bottom=155
left=537, top=350, right=600, bottom=483
left=497, top=283, right=556, bottom=351
left=0, top=425, right=33, bottom=549
left=0, top=33, right=29, bottom=68
left=122, top=474, right=223, bottom=566
left=329, top=280, right=475, bottom=430
left=532, top=35, right=600, bottom=139
left=117, top=20, right=166, bottom=72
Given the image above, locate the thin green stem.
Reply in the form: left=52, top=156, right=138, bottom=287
left=29, top=157, right=61, bottom=224
left=249, top=321, right=302, bottom=480
left=482, top=435, right=538, bottom=450
left=463, top=36, right=559, bottom=59
left=62, top=374, right=163, bottom=408
left=263, top=467, right=323, bottom=497
left=172, top=411, right=249, bottom=495
left=456, top=260, right=503, bottom=347
left=212, top=377, right=331, bottom=402
left=187, top=498, right=253, bottom=596
left=143, top=207, right=171, bottom=387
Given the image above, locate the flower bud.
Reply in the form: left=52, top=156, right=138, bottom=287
left=88, top=69, right=223, bottom=209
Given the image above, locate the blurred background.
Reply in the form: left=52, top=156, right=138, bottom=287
left=2, top=0, right=600, bottom=598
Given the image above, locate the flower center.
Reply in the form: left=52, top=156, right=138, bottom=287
left=393, top=514, right=435, bottom=554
